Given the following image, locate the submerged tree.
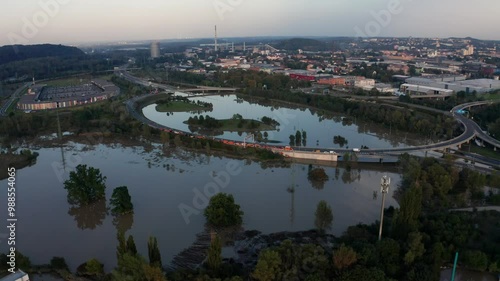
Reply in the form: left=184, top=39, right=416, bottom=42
left=148, top=236, right=162, bottom=268
left=64, top=164, right=107, bottom=206
left=204, top=193, right=244, bottom=227
left=315, top=200, right=333, bottom=233
left=110, top=186, right=134, bottom=215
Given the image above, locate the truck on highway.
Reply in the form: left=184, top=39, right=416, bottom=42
left=352, top=148, right=360, bottom=152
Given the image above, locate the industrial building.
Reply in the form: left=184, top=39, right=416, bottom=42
left=400, top=84, right=454, bottom=97
left=404, top=75, right=500, bottom=94
left=17, top=79, right=119, bottom=111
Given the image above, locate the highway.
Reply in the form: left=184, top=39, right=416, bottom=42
left=116, top=69, right=236, bottom=94
left=0, top=82, right=30, bottom=116
left=452, top=101, right=500, bottom=149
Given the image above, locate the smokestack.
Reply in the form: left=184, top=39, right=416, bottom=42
left=214, top=25, right=218, bottom=52
left=243, top=42, right=246, bottom=52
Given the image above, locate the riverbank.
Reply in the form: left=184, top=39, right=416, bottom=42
left=0, top=151, right=39, bottom=180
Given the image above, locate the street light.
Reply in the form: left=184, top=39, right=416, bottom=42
left=378, top=175, right=391, bottom=241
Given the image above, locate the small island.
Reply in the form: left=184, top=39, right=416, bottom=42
left=184, top=114, right=280, bottom=132
left=155, top=97, right=213, bottom=113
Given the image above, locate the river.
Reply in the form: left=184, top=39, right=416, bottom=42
left=0, top=142, right=400, bottom=272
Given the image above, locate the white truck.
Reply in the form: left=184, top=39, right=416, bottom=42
left=352, top=148, right=360, bottom=152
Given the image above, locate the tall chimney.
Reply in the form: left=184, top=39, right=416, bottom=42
left=214, top=25, right=218, bottom=52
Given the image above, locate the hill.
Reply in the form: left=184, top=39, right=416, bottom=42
left=274, top=38, right=332, bottom=51
left=0, top=44, right=85, bottom=65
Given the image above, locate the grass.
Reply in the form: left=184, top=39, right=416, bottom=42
left=43, top=75, right=113, bottom=87
left=461, top=144, right=500, bottom=161
left=156, top=101, right=208, bottom=112
left=218, top=119, right=276, bottom=131
left=6, top=98, right=20, bottom=114
left=44, top=77, right=90, bottom=87
left=480, top=91, right=500, bottom=101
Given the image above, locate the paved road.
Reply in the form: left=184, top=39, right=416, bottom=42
left=0, top=82, right=30, bottom=116
left=116, top=69, right=236, bottom=93
left=452, top=101, right=500, bottom=149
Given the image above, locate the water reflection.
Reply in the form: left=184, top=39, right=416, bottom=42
left=68, top=199, right=108, bottom=230
left=341, top=168, right=361, bottom=184
left=113, top=213, right=134, bottom=234
left=0, top=144, right=401, bottom=272
left=143, top=94, right=427, bottom=149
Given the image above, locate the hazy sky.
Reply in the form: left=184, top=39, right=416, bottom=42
left=1, top=0, right=499, bottom=46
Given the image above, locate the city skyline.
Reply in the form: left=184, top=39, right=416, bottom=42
left=1, top=0, right=499, bottom=46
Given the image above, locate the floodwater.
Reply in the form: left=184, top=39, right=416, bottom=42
left=142, top=94, right=429, bottom=149
left=0, top=143, right=400, bottom=272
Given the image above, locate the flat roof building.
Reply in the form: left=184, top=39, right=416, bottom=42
left=401, top=84, right=454, bottom=98
left=17, top=79, right=119, bottom=111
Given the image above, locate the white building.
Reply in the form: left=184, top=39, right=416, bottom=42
left=400, top=84, right=454, bottom=97
left=355, top=79, right=375, bottom=88
left=0, top=271, right=30, bottom=281
left=405, top=76, right=500, bottom=94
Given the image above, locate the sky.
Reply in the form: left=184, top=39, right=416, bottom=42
left=1, top=0, right=499, bottom=46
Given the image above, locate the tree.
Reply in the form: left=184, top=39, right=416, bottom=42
left=314, top=200, right=333, bottom=233
left=392, top=183, right=422, bottom=239
left=338, top=266, right=386, bottom=281
left=206, top=234, right=222, bottom=271
left=252, top=249, right=282, bottom=281
left=63, top=164, right=107, bottom=206
left=333, top=244, right=358, bottom=271
left=143, top=263, right=167, bottom=281
left=463, top=250, right=489, bottom=271
left=204, top=193, right=244, bottom=227
left=84, top=258, right=104, bottom=276
left=148, top=236, right=162, bottom=268
left=50, top=257, right=69, bottom=271
left=113, top=253, right=146, bottom=281
left=110, top=186, right=134, bottom=215
left=295, top=130, right=302, bottom=146
left=377, top=239, right=401, bottom=276
left=127, top=235, right=138, bottom=256
left=117, top=231, right=128, bottom=259
left=403, top=232, right=425, bottom=265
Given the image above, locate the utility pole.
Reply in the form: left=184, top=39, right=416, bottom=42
left=378, top=175, right=390, bottom=241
